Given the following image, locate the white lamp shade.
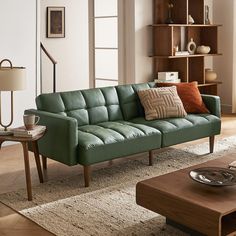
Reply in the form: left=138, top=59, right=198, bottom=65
left=0, top=67, right=26, bottom=91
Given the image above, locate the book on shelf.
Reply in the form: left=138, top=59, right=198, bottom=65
left=154, top=79, right=181, bottom=84
left=13, top=125, right=46, bottom=138
left=175, top=51, right=190, bottom=56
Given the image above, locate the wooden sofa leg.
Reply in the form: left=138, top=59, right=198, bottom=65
left=42, top=156, right=47, bottom=170
left=149, top=150, right=154, bottom=166
left=210, top=136, right=215, bottom=153
left=84, top=166, right=91, bottom=187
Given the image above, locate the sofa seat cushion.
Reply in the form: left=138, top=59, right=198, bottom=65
left=130, top=114, right=221, bottom=147
left=77, top=121, right=162, bottom=165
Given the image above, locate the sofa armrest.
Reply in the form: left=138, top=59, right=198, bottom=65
left=201, top=95, right=221, bottom=118
left=25, top=109, right=78, bottom=166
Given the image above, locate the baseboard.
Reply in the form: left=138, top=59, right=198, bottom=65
left=221, top=104, right=233, bottom=114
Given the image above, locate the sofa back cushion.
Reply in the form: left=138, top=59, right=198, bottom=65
left=36, top=86, right=123, bottom=126
left=116, top=82, right=155, bottom=120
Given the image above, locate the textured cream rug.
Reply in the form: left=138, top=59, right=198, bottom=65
left=1, top=136, right=236, bottom=236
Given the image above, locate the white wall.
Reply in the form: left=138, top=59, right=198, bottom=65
left=40, top=0, right=89, bottom=92
left=124, top=0, right=153, bottom=84
left=134, top=0, right=153, bottom=84
left=213, top=0, right=234, bottom=113
left=0, top=0, right=37, bottom=129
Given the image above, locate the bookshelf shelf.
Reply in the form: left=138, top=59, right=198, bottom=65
left=152, top=0, right=222, bottom=95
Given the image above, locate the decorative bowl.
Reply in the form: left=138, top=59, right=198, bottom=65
left=196, top=46, right=211, bottom=54
left=189, top=167, right=236, bottom=187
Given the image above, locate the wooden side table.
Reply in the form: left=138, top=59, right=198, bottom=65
left=0, top=131, right=45, bottom=201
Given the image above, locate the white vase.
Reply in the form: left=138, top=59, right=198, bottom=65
left=187, top=38, right=196, bottom=55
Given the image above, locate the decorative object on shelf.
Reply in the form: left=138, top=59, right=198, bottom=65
left=187, top=38, right=197, bottom=55
left=165, top=2, right=174, bottom=24
left=0, top=59, right=26, bottom=135
left=47, top=7, right=65, bottom=38
left=188, top=15, right=195, bottom=24
left=173, top=45, right=179, bottom=55
left=196, top=45, right=211, bottom=54
left=205, top=68, right=217, bottom=82
left=205, top=5, right=211, bottom=25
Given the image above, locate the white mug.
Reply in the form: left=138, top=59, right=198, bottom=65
left=23, top=114, right=40, bottom=130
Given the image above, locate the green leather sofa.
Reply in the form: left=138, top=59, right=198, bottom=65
left=25, top=82, right=221, bottom=186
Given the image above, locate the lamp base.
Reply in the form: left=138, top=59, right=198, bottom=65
left=0, top=129, right=13, bottom=136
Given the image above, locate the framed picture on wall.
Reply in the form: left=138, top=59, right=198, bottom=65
left=47, top=7, right=65, bottom=38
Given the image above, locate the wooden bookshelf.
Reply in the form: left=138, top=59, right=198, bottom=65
left=152, top=0, right=222, bottom=95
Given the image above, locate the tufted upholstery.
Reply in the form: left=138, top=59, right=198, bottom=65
left=77, top=121, right=162, bottom=165
left=30, top=82, right=221, bottom=167
left=116, top=82, right=156, bottom=120
left=36, top=87, right=123, bottom=127
left=131, top=114, right=221, bottom=147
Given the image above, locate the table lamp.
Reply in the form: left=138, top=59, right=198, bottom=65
left=0, top=59, right=26, bottom=135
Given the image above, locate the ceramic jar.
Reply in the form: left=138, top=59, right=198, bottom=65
left=205, top=68, right=217, bottom=82
left=197, top=46, right=211, bottom=54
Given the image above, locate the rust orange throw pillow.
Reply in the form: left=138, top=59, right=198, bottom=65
left=156, top=82, right=209, bottom=113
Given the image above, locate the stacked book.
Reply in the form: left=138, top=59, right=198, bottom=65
left=155, top=79, right=181, bottom=83
left=13, top=125, right=46, bottom=138
left=155, top=71, right=181, bottom=84
left=175, top=51, right=190, bottom=56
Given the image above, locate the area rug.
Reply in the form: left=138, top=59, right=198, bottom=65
left=1, top=136, right=236, bottom=236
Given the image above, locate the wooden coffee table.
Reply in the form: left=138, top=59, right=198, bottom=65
left=136, top=155, right=236, bottom=236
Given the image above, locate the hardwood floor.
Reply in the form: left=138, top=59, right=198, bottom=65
left=0, top=114, right=235, bottom=236
left=0, top=202, right=53, bottom=236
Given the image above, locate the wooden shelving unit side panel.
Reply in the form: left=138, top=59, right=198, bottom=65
left=188, top=57, right=204, bottom=84
left=153, top=57, right=188, bottom=82
left=199, top=84, right=218, bottom=95
left=153, top=27, right=173, bottom=56
left=188, top=0, right=204, bottom=24
left=153, top=0, right=188, bottom=24
left=200, top=27, right=218, bottom=54
left=170, top=57, right=189, bottom=82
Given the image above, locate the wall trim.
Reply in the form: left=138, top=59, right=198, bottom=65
left=88, top=0, right=95, bottom=88
left=221, top=104, right=233, bottom=114
left=124, top=0, right=135, bottom=84
left=36, top=0, right=40, bottom=96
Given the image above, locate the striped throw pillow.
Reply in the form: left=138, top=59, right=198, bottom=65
left=138, top=86, right=187, bottom=120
